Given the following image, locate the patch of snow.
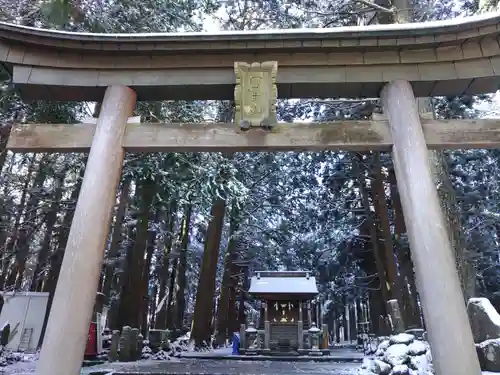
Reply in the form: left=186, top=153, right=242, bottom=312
left=390, top=333, right=414, bottom=345
left=410, top=354, right=431, bottom=374
left=361, top=357, right=373, bottom=369
left=470, top=298, right=500, bottom=328
left=151, top=350, right=170, bottom=360
left=391, top=364, right=409, bottom=374
left=379, top=340, right=391, bottom=351
left=375, top=359, right=392, bottom=374
left=383, top=344, right=410, bottom=366
left=408, top=341, right=427, bottom=356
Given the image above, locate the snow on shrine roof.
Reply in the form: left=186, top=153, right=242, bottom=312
left=248, top=271, right=319, bottom=295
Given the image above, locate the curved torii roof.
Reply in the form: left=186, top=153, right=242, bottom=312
left=0, top=13, right=500, bottom=100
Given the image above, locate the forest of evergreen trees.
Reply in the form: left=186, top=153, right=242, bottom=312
left=0, top=0, right=499, bottom=350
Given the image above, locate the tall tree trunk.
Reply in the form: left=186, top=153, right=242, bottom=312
left=215, top=200, right=240, bottom=345
left=141, top=229, right=157, bottom=336
left=0, top=154, right=37, bottom=290
left=167, top=203, right=192, bottom=330
left=372, top=152, right=405, bottom=323
left=30, top=165, right=68, bottom=291
left=39, top=158, right=87, bottom=347
left=117, top=179, right=155, bottom=330
left=428, top=144, right=476, bottom=301
left=237, top=265, right=249, bottom=326
left=101, top=178, right=131, bottom=303
left=191, top=198, right=226, bottom=346
left=227, top=276, right=239, bottom=338
left=174, top=204, right=192, bottom=332
left=165, top=256, right=178, bottom=330
left=388, top=169, right=422, bottom=328
left=149, top=283, right=158, bottom=329
left=109, top=223, right=136, bottom=330
left=155, top=200, right=177, bottom=329
left=0, top=124, right=12, bottom=174
left=353, top=154, right=390, bottom=307
left=164, top=201, right=180, bottom=330
left=342, top=295, right=348, bottom=340
left=10, top=155, right=50, bottom=289
left=1, top=154, right=37, bottom=289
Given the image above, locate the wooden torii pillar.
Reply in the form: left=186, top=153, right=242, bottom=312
left=380, top=80, right=481, bottom=375
left=36, top=85, right=136, bottom=375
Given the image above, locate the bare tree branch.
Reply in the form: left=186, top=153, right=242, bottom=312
left=352, top=0, right=395, bottom=13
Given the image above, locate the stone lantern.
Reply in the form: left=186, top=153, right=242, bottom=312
left=245, top=321, right=258, bottom=352
left=308, top=321, right=321, bottom=354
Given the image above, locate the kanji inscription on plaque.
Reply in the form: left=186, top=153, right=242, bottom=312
left=234, top=61, right=278, bottom=130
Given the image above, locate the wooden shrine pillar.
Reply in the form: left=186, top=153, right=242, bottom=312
left=36, top=86, right=137, bottom=375
left=298, top=302, right=304, bottom=349
left=263, top=301, right=270, bottom=350
left=345, top=304, right=350, bottom=342
left=353, top=298, right=358, bottom=339
left=316, top=299, right=320, bottom=325
left=380, top=80, right=481, bottom=375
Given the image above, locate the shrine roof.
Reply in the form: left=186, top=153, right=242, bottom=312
left=248, top=271, right=319, bottom=295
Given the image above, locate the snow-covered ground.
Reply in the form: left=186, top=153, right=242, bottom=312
left=181, top=346, right=233, bottom=357
left=0, top=336, right=498, bottom=375
left=1, top=352, right=499, bottom=375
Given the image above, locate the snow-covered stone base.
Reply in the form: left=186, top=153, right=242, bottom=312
left=360, top=333, right=433, bottom=375
left=468, top=298, right=500, bottom=372
left=468, top=298, right=500, bottom=344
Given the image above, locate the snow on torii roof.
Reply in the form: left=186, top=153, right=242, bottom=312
left=248, top=271, right=319, bottom=296
left=0, top=12, right=497, bottom=42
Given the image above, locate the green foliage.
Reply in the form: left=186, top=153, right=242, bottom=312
left=40, top=0, right=72, bottom=26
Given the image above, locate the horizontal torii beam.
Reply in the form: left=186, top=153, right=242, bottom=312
left=7, top=119, right=500, bottom=153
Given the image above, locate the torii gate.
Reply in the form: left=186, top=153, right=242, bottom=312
left=1, top=12, right=499, bottom=375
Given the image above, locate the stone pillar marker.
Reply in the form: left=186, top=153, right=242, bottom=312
left=387, top=299, right=405, bottom=334
left=36, top=85, right=136, bottom=375
left=381, top=80, right=481, bottom=375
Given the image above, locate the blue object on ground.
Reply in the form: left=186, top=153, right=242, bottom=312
left=232, top=332, right=240, bottom=354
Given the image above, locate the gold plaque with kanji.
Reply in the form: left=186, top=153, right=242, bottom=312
left=234, top=61, right=278, bottom=129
